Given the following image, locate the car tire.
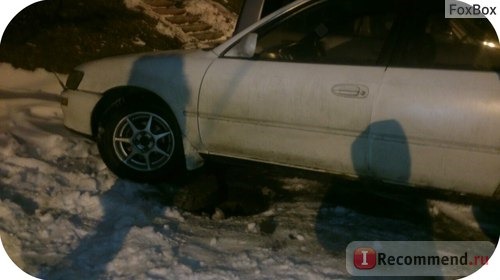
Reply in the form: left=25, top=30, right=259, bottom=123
left=96, top=100, right=184, bottom=182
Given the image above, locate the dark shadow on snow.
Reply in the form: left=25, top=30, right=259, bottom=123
left=41, top=180, right=163, bottom=279
left=0, top=182, right=39, bottom=215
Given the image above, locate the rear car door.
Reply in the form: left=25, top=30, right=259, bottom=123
left=373, top=4, right=500, bottom=196
left=199, top=0, right=399, bottom=176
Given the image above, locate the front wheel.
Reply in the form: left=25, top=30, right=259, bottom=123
left=97, top=102, right=183, bottom=182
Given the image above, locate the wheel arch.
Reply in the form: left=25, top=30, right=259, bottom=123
left=91, top=85, right=204, bottom=171
left=90, top=86, right=172, bottom=137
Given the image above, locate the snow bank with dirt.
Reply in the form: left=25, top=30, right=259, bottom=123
left=0, top=64, right=66, bottom=94
left=184, top=0, right=238, bottom=39
left=124, top=0, right=237, bottom=48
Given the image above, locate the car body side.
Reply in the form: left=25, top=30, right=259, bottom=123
left=61, top=0, right=500, bottom=197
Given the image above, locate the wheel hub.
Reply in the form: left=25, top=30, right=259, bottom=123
left=133, top=131, right=155, bottom=152
left=112, top=111, right=175, bottom=172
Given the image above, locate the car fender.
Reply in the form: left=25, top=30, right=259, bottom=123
left=75, top=50, right=217, bottom=170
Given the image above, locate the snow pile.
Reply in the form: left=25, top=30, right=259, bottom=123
left=0, top=64, right=66, bottom=94
left=123, top=0, right=143, bottom=10
left=184, top=0, right=238, bottom=40
left=124, top=0, right=237, bottom=48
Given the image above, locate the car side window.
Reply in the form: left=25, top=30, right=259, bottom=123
left=399, top=15, right=500, bottom=71
left=261, top=0, right=296, bottom=18
left=252, top=0, right=396, bottom=65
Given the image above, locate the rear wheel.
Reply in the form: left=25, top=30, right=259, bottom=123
left=97, top=101, right=183, bottom=182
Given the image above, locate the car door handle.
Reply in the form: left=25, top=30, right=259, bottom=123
left=332, top=84, right=369, bottom=98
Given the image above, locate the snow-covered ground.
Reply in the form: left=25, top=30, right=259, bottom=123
left=0, top=64, right=499, bottom=279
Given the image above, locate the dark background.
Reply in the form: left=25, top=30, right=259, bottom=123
left=0, top=0, right=244, bottom=73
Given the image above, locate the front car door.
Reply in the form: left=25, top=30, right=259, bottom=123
left=199, top=0, right=399, bottom=176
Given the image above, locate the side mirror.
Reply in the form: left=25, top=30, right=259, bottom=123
left=225, top=33, right=258, bottom=58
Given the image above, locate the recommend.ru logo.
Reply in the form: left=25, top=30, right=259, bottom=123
left=346, top=241, right=495, bottom=277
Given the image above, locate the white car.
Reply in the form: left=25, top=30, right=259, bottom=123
left=61, top=0, right=500, bottom=197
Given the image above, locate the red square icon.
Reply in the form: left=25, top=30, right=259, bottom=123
left=354, top=247, right=377, bottom=269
